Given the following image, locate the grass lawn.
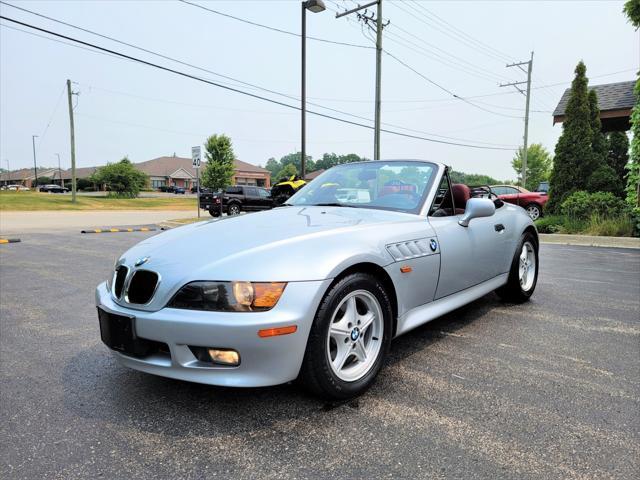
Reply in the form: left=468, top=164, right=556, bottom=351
left=0, top=191, right=197, bottom=211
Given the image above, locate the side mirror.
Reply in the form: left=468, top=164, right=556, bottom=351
left=458, top=198, right=496, bottom=227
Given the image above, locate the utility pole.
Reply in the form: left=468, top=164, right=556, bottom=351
left=336, top=0, right=387, bottom=160
left=66, top=79, right=77, bottom=202
left=31, top=135, right=38, bottom=188
left=55, top=153, right=63, bottom=187
left=500, top=51, right=533, bottom=188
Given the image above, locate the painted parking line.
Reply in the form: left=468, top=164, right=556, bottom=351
left=0, top=238, right=21, bottom=244
left=80, top=227, right=157, bottom=234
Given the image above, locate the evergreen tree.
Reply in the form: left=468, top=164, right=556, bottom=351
left=586, top=89, right=608, bottom=190
left=548, top=61, right=593, bottom=211
left=607, top=131, right=630, bottom=182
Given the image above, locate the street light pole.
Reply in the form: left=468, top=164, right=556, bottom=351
left=31, top=135, right=38, bottom=189
left=301, top=0, right=325, bottom=181
left=55, top=153, right=63, bottom=187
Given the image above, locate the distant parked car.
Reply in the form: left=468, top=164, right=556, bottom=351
left=490, top=185, right=548, bottom=221
left=7, top=184, right=29, bottom=191
left=200, top=185, right=273, bottom=216
left=536, top=181, right=549, bottom=193
left=173, top=187, right=186, bottom=194
left=39, top=184, right=69, bottom=193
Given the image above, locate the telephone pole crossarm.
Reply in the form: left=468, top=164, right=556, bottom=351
left=335, top=0, right=378, bottom=18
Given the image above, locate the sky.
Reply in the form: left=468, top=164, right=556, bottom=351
left=0, top=0, right=638, bottom=180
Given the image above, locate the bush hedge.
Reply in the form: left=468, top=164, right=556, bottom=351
left=560, top=191, right=627, bottom=220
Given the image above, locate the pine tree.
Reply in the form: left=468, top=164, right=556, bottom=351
left=587, top=89, right=608, bottom=178
left=607, top=131, right=630, bottom=182
left=547, top=61, right=593, bottom=211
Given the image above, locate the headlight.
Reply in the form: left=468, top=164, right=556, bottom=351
left=167, top=281, right=287, bottom=312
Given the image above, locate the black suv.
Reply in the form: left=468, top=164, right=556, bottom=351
left=199, top=185, right=272, bottom=217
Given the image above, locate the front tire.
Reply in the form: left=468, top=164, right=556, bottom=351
left=299, top=273, right=392, bottom=400
left=496, top=232, right=538, bottom=303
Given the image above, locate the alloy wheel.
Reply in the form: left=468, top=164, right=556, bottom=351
left=526, top=205, right=541, bottom=221
left=326, top=290, right=383, bottom=382
left=518, top=241, right=536, bottom=292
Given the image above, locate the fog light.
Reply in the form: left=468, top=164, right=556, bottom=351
left=208, top=348, right=240, bottom=366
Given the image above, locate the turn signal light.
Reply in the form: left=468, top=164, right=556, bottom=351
left=258, top=325, right=298, bottom=338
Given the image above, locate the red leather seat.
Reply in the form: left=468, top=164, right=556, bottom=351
left=439, top=184, right=470, bottom=215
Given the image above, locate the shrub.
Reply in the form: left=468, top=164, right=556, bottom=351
left=560, top=191, right=627, bottom=220
left=534, top=215, right=564, bottom=234
left=583, top=214, right=635, bottom=237
left=89, top=157, right=148, bottom=198
left=587, top=164, right=623, bottom=197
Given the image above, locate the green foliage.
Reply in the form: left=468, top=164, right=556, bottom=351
left=511, top=143, right=553, bottom=191
left=607, top=131, right=630, bottom=181
left=200, top=134, right=236, bottom=191
left=36, top=176, right=52, bottom=185
left=89, top=158, right=148, bottom=198
left=534, top=215, right=564, bottom=234
left=449, top=170, right=502, bottom=186
left=580, top=90, right=608, bottom=186
left=587, top=164, right=624, bottom=197
left=560, top=190, right=627, bottom=220
left=314, top=153, right=365, bottom=171
left=76, top=178, right=94, bottom=191
left=626, top=78, right=640, bottom=211
left=624, top=0, right=640, bottom=28
left=534, top=212, right=635, bottom=237
left=548, top=62, right=593, bottom=211
left=274, top=163, right=298, bottom=182
left=264, top=152, right=367, bottom=179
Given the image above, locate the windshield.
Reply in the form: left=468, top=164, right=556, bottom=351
left=288, top=161, right=437, bottom=214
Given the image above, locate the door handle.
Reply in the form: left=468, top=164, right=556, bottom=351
left=494, top=224, right=505, bottom=232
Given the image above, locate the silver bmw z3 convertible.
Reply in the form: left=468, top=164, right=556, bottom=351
left=96, top=160, right=538, bottom=399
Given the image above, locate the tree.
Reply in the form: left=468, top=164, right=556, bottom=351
left=264, top=157, right=280, bottom=180
left=449, top=170, right=501, bottom=186
left=274, top=163, right=298, bottom=182
left=607, top=131, right=630, bottom=181
left=547, top=61, right=593, bottom=212
left=511, top=143, right=553, bottom=191
left=90, top=157, right=148, bottom=198
left=624, top=0, right=640, bottom=28
left=586, top=88, right=609, bottom=189
left=587, top=164, right=623, bottom=197
left=626, top=77, right=640, bottom=209
left=315, top=153, right=366, bottom=171
left=200, top=134, right=236, bottom=191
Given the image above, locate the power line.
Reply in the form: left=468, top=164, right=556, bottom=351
left=36, top=83, right=66, bottom=151
left=0, top=15, right=516, bottom=151
left=177, top=0, right=373, bottom=50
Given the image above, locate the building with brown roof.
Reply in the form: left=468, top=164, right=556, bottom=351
left=553, top=80, right=636, bottom=132
left=1, top=156, right=271, bottom=189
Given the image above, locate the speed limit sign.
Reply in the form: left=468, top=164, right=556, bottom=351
left=191, top=146, right=201, bottom=168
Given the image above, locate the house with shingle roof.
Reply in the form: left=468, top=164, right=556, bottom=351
left=553, top=80, right=636, bottom=132
left=1, top=156, right=271, bottom=189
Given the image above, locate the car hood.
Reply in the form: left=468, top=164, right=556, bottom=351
left=116, top=206, right=431, bottom=311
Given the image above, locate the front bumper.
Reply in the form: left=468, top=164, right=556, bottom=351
left=95, top=279, right=331, bottom=387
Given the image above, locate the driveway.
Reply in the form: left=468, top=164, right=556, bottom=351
left=1, top=234, right=638, bottom=479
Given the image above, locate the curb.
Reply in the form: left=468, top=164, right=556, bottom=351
left=539, top=233, right=640, bottom=249
left=81, top=227, right=158, bottom=234
left=0, top=238, right=21, bottom=244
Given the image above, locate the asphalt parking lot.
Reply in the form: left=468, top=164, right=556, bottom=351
left=1, top=231, right=638, bottom=479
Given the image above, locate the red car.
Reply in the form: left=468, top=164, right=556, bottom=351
left=490, top=185, right=548, bottom=220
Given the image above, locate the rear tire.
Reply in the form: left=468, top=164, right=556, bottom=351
left=496, top=231, right=538, bottom=303
left=228, top=203, right=241, bottom=215
left=208, top=208, right=220, bottom=217
left=525, top=203, right=541, bottom=221
left=299, top=273, right=392, bottom=400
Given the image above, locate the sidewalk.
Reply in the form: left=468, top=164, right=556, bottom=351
left=539, top=233, right=640, bottom=249
left=0, top=210, right=197, bottom=235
